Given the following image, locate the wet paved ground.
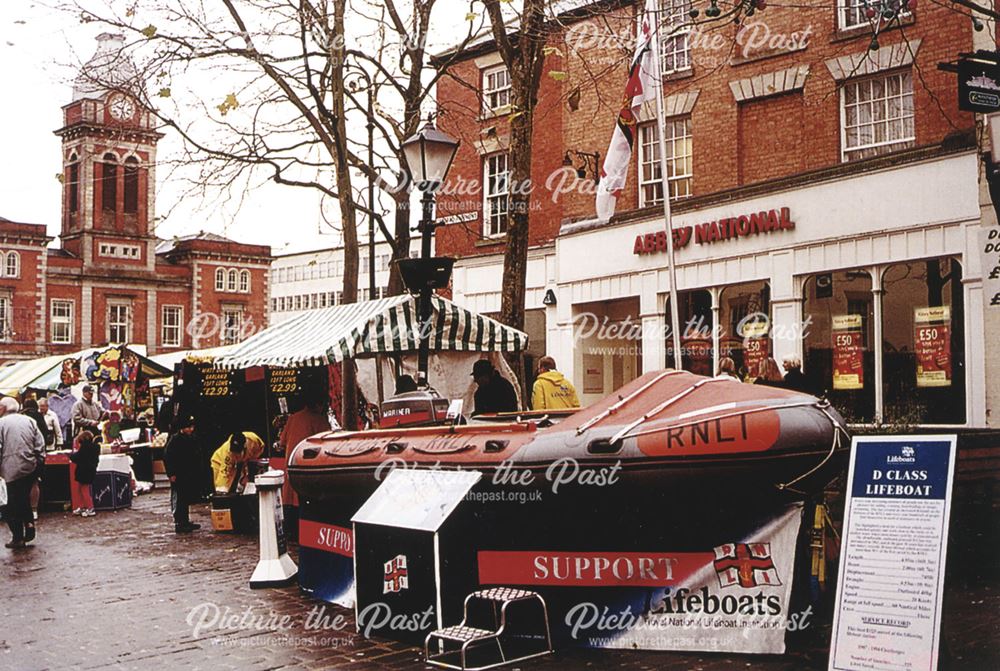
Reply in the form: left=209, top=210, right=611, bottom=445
left=1, top=486, right=998, bottom=670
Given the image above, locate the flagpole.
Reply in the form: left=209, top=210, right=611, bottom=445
left=650, top=0, right=684, bottom=370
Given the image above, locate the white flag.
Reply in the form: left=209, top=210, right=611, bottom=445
left=595, top=0, right=661, bottom=221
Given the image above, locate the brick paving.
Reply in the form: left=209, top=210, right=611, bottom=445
left=1, top=487, right=998, bottom=670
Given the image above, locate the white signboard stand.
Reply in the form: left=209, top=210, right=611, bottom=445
left=829, top=435, right=957, bottom=671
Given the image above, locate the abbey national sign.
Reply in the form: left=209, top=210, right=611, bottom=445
left=633, top=207, right=795, bottom=255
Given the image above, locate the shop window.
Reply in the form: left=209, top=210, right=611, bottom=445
left=882, top=258, right=965, bottom=425
left=803, top=270, right=875, bottom=423
left=123, top=157, right=139, bottom=214
left=719, top=281, right=771, bottom=378
left=101, top=153, right=117, bottom=212
left=665, top=289, right=713, bottom=376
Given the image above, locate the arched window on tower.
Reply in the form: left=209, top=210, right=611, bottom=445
left=239, top=269, right=250, bottom=293
left=215, top=268, right=226, bottom=291
left=227, top=268, right=239, bottom=292
left=123, top=156, right=139, bottom=214
left=101, top=153, right=118, bottom=213
left=68, top=154, right=80, bottom=214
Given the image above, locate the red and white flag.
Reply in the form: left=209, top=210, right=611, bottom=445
left=595, top=0, right=661, bottom=221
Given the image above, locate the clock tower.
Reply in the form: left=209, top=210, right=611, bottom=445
left=54, top=33, right=163, bottom=271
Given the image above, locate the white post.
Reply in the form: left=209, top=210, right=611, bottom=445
left=651, top=0, right=684, bottom=370
left=249, top=469, right=298, bottom=588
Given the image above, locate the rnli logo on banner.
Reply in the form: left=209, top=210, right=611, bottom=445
left=383, top=555, right=409, bottom=594
left=712, top=542, right=781, bottom=588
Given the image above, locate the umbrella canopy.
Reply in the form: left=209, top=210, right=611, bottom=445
left=216, top=295, right=528, bottom=370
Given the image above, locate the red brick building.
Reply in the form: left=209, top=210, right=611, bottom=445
left=0, top=34, right=271, bottom=365
left=433, top=3, right=994, bottom=428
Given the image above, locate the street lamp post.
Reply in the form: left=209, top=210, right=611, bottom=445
left=400, top=121, right=460, bottom=387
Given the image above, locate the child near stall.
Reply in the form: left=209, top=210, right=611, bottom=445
left=69, top=430, right=100, bottom=517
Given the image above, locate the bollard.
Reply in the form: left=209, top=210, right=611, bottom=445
left=249, top=469, right=298, bottom=588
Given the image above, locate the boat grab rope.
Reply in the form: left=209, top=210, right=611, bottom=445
left=776, top=404, right=847, bottom=495
left=609, top=377, right=727, bottom=445
left=576, top=371, right=683, bottom=436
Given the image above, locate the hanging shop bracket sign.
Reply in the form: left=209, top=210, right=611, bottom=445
left=634, top=207, right=795, bottom=255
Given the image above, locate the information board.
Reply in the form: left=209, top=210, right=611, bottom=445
left=979, top=227, right=1000, bottom=308
left=829, top=435, right=957, bottom=671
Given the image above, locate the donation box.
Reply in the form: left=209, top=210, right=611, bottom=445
left=352, top=469, right=481, bottom=644
left=92, top=454, right=132, bottom=511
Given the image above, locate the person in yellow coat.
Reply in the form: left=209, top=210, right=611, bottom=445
left=531, top=356, right=581, bottom=411
left=210, top=431, right=264, bottom=494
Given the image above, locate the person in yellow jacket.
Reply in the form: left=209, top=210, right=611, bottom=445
left=211, top=431, right=264, bottom=494
left=531, top=356, right=581, bottom=410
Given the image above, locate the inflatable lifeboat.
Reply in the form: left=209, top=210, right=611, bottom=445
left=288, top=370, right=850, bottom=514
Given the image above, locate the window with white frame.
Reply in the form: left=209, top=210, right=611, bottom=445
left=0, top=294, right=11, bottom=341
left=227, top=269, right=238, bottom=292
left=638, top=118, right=693, bottom=206
left=483, top=153, right=509, bottom=238
left=842, top=70, right=915, bottom=161
left=162, top=305, right=183, bottom=347
left=838, top=0, right=910, bottom=31
left=4, top=251, right=20, bottom=278
left=51, top=299, right=73, bottom=344
left=660, top=0, right=692, bottom=75
left=221, top=306, right=244, bottom=345
left=107, top=300, right=132, bottom=343
left=482, top=65, right=511, bottom=115
left=98, top=243, right=141, bottom=259
left=215, top=268, right=226, bottom=291
left=239, top=269, right=250, bottom=293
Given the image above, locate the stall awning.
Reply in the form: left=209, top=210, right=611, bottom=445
left=216, top=295, right=529, bottom=369
left=0, top=345, right=171, bottom=396
left=149, top=344, right=238, bottom=370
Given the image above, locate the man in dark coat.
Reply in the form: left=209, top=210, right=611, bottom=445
left=781, top=355, right=813, bottom=394
left=471, top=360, right=518, bottom=416
left=163, top=416, right=202, bottom=533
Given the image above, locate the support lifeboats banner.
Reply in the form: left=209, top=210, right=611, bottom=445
left=829, top=435, right=957, bottom=671
left=478, top=504, right=804, bottom=653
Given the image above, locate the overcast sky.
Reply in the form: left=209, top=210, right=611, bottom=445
left=0, top=1, right=483, bottom=256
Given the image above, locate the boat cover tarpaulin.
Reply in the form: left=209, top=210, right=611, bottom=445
left=216, top=295, right=528, bottom=369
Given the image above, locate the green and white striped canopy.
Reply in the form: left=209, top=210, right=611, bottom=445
left=216, top=295, right=528, bottom=369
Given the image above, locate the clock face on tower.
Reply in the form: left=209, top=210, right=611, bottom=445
left=109, top=95, right=136, bottom=121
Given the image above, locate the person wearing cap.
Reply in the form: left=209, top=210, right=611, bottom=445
left=163, top=416, right=204, bottom=533
left=210, top=431, right=264, bottom=494
left=71, top=385, right=103, bottom=435
left=471, top=359, right=518, bottom=416
left=531, top=356, right=580, bottom=411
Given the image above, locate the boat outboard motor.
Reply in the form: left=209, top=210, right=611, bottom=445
left=379, top=389, right=451, bottom=429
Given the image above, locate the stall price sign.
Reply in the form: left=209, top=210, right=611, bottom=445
left=741, top=320, right=770, bottom=378
left=829, top=435, right=957, bottom=671
left=914, top=307, right=951, bottom=388
left=832, top=315, right=864, bottom=390
left=200, top=366, right=234, bottom=397
left=981, top=227, right=1000, bottom=308
left=268, top=367, right=299, bottom=395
